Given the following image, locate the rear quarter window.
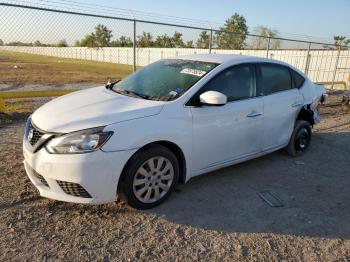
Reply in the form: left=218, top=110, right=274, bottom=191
left=291, top=69, right=305, bottom=88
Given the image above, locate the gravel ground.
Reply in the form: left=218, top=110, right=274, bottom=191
left=0, top=94, right=349, bottom=261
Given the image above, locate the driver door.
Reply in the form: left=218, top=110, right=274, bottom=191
left=189, top=64, right=264, bottom=171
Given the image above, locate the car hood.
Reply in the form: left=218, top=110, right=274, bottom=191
left=32, top=86, right=166, bottom=133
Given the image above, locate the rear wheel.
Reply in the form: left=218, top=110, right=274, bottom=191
left=120, top=145, right=179, bottom=209
left=286, top=120, right=312, bottom=157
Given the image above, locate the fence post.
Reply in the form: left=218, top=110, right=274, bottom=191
left=266, top=37, right=271, bottom=58
left=331, top=46, right=341, bottom=89
left=133, top=19, right=137, bottom=72
left=209, top=28, right=213, bottom=54
left=117, top=48, right=120, bottom=63
left=304, top=42, right=311, bottom=76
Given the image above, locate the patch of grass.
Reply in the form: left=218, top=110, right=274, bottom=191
left=0, top=50, right=134, bottom=85
left=0, top=90, right=75, bottom=99
left=0, top=90, right=77, bottom=114
left=0, top=99, right=5, bottom=112
left=4, top=99, right=34, bottom=113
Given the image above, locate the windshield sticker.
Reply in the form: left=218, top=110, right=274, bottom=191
left=175, top=87, right=183, bottom=94
left=180, top=68, right=206, bottom=77
left=168, top=91, right=178, bottom=97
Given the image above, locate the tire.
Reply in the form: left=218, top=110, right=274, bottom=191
left=120, top=145, right=179, bottom=209
left=286, top=120, right=312, bottom=157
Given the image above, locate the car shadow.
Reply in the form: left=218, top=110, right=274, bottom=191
left=149, top=131, right=350, bottom=239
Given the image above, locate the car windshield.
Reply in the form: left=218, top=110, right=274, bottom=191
left=112, top=59, right=218, bottom=101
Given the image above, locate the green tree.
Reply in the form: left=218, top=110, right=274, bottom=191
left=333, top=36, right=350, bottom=49
left=76, top=24, right=113, bottom=47
left=32, top=41, right=51, bottom=47
left=137, top=32, right=154, bottom=47
left=111, top=36, right=133, bottom=47
left=118, top=36, right=133, bottom=47
left=94, top=24, right=113, bottom=47
left=333, top=36, right=346, bottom=47
left=215, top=13, right=248, bottom=50
left=154, top=34, right=173, bottom=47
left=57, top=39, right=68, bottom=47
left=196, top=31, right=210, bottom=48
left=186, top=40, right=194, bottom=48
left=7, top=41, right=33, bottom=46
left=34, top=40, right=42, bottom=46
left=251, top=25, right=280, bottom=49
left=0, top=39, right=3, bottom=46
left=76, top=34, right=97, bottom=47
left=172, top=31, right=185, bottom=48
left=329, top=36, right=350, bottom=50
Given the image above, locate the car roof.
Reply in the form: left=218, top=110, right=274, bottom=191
left=174, top=53, right=287, bottom=66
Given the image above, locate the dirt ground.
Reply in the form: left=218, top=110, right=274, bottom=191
left=0, top=94, right=350, bottom=261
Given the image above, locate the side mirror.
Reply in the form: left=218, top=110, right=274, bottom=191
left=199, top=91, right=227, bottom=106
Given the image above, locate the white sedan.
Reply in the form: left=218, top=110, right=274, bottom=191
left=23, top=54, right=326, bottom=209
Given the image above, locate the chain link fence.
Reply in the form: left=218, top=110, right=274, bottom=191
left=0, top=2, right=349, bottom=87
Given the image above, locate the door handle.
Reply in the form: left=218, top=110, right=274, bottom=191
left=291, top=102, right=303, bottom=108
left=247, top=112, right=263, bottom=118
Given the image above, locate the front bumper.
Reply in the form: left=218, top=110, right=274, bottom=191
left=23, top=142, right=137, bottom=204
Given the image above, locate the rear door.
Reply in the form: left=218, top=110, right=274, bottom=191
left=257, top=63, right=303, bottom=150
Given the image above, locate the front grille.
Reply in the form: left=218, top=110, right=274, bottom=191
left=28, top=121, right=44, bottom=146
left=28, top=166, right=49, bottom=188
left=57, top=181, right=92, bottom=198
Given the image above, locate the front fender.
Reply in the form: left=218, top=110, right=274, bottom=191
left=101, top=109, right=193, bottom=173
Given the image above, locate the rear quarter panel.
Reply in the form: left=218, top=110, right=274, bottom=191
left=299, top=80, right=326, bottom=105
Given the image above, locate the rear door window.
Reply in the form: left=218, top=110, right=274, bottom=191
left=259, top=64, right=292, bottom=95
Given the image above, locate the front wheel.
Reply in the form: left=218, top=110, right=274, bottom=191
left=286, top=120, right=312, bottom=157
left=120, top=145, right=179, bottom=209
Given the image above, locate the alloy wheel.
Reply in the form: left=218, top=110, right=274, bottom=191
left=132, top=156, right=174, bottom=203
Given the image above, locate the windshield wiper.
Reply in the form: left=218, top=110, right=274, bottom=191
left=114, top=89, right=152, bottom=100
left=105, top=79, right=120, bottom=90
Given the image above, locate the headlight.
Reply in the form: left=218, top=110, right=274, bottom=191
left=45, top=127, right=113, bottom=154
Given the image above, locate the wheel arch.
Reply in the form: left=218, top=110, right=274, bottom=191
left=117, top=140, right=187, bottom=193
left=296, top=106, right=315, bottom=126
